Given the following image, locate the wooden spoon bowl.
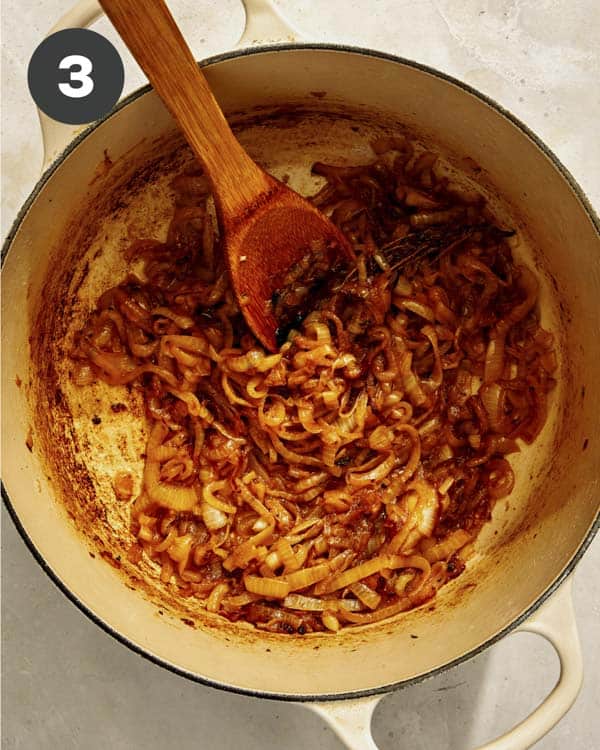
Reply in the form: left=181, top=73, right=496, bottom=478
left=100, top=0, right=353, bottom=351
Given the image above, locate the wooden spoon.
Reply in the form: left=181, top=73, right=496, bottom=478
left=99, top=0, right=354, bottom=352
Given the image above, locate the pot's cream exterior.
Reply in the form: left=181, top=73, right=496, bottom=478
left=2, top=47, right=599, bottom=704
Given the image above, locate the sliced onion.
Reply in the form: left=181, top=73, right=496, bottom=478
left=368, top=425, right=395, bottom=451
left=347, top=452, right=396, bottom=487
left=349, top=582, right=381, bottom=610
left=227, top=349, right=282, bottom=373
left=203, top=481, right=236, bottom=514
left=206, top=582, right=230, bottom=612
left=166, top=534, right=194, bottom=575
left=486, top=458, right=515, bottom=499
left=222, top=592, right=259, bottom=609
left=480, top=383, right=507, bottom=433
left=411, top=480, right=439, bottom=538
left=340, top=596, right=415, bottom=625
left=201, top=502, right=228, bottom=531
left=399, top=300, right=435, bottom=322
left=320, top=554, right=430, bottom=594
left=283, top=563, right=331, bottom=591
left=423, top=530, right=471, bottom=563
left=322, top=611, right=341, bottom=632
left=244, top=575, right=290, bottom=599
left=484, top=334, right=505, bottom=384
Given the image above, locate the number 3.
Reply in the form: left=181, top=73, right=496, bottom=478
left=58, top=54, right=94, bottom=99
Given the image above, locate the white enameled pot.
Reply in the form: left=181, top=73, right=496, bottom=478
left=2, top=2, right=599, bottom=748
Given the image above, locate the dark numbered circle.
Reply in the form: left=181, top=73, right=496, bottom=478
left=28, top=28, right=124, bottom=125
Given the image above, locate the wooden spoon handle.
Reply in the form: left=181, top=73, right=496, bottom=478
left=99, top=0, right=271, bottom=216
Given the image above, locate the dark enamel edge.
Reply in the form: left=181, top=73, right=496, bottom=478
left=2, top=43, right=599, bottom=703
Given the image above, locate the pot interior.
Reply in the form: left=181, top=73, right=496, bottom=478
left=2, top=47, right=599, bottom=697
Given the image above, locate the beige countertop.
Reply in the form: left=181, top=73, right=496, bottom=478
left=2, top=1, right=599, bottom=748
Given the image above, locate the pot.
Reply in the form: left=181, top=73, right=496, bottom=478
left=2, top=1, right=599, bottom=748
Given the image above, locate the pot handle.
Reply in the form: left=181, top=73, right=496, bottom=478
left=237, top=0, right=302, bottom=48
left=37, top=0, right=300, bottom=172
left=38, top=0, right=103, bottom=171
left=306, top=577, right=583, bottom=750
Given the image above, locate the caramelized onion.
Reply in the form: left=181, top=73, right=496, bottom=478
left=70, top=136, right=556, bottom=632
left=480, top=383, right=507, bottom=433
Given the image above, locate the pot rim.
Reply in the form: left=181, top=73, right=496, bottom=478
left=2, top=42, right=599, bottom=703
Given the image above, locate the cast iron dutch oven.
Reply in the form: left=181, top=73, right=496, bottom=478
left=2, top=1, right=599, bottom=747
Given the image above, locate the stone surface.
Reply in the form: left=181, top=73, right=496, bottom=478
left=1, top=1, right=598, bottom=748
